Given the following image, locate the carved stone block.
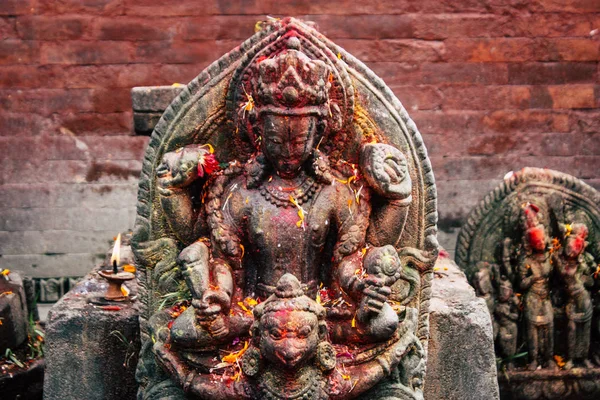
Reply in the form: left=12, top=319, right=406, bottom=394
left=43, top=271, right=139, bottom=400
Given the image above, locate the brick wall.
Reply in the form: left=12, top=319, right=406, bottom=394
left=1, top=0, right=599, bottom=281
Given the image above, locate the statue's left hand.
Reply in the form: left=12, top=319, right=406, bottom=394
left=156, top=148, right=201, bottom=192
left=360, top=143, right=412, bottom=201
left=359, top=276, right=392, bottom=314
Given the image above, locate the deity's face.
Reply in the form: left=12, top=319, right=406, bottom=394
left=259, top=310, right=319, bottom=369
left=261, top=114, right=318, bottom=179
left=564, top=233, right=586, bottom=258
left=527, top=226, right=546, bottom=252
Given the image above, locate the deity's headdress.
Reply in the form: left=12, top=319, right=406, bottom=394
left=253, top=273, right=325, bottom=320
left=253, top=36, right=331, bottom=118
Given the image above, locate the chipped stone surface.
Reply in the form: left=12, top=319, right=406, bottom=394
left=424, top=256, right=500, bottom=400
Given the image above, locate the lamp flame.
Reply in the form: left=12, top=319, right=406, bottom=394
left=111, top=233, right=121, bottom=273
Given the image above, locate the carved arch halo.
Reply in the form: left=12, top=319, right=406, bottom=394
left=133, top=16, right=438, bottom=361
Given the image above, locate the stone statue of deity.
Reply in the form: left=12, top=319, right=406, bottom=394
left=132, top=18, right=438, bottom=400
left=456, top=168, right=600, bottom=400
left=517, top=203, right=556, bottom=370
left=495, top=278, right=519, bottom=371
left=556, top=222, right=595, bottom=369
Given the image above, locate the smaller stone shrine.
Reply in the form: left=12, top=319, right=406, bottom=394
left=456, top=167, right=600, bottom=400
left=0, top=271, right=44, bottom=400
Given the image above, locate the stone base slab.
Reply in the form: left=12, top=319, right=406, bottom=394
left=499, top=368, right=600, bottom=400
left=44, top=256, right=498, bottom=399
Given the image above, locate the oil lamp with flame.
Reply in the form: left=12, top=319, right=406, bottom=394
left=98, top=233, right=135, bottom=301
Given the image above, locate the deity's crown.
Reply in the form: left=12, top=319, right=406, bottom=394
left=254, top=273, right=325, bottom=319
left=255, top=36, right=331, bottom=116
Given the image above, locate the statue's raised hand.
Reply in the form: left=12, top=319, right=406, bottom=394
left=360, top=143, right=412, bottom=202
left=156, top=148, right=201, bottom=192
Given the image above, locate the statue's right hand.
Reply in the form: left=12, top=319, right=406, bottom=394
left=192, top=289, right=231, bottom=320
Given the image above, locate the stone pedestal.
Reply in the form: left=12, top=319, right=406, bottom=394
left=0, top=272, right=28, bottom=354
left=424, top=256, right=500, bottom=400
left=44, top=257, right=498, bottom=399
left=43, top=271, right=140, bottom=400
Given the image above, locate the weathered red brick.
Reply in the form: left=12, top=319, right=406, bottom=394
left=508, top=62, right=597, bottom=84
left=568, top=110, right=600, bottom=133
left=431, top=155, right=580, bottom=181
left=16, top=16, right=88, bottom=40
left=91, top=88, right=133, bottom=113
left=412, top=14, right=509, bottom=40
left=510, top=13, right=595, bottom=38
left=547, top=85, right=597, bottom=109
left=180, top=15, right=261, bottom=41
left=421, top=63, right=509, bottom=85
left=79, top=136, right=148, bottom=160
left=581, top=133, right=600, bottom=155
left=0, top=65, right=62, bottom=88
left=411, top=110, right=486, bottom=136
left=123, top=0, right=221, bottom=16
left=391, top=85, right=443, bottom=111
left=158, top=64, right=211, bottom=85
left=0, top=0, right=34, bottom=16
left=0, top=17, right=17, bottom=38
left=528, top=38, right=597, bottom=63
left=124, top=0, right=495, bottom=17
left=337, top=39, right=445, bottom=62
left=445, top=38, right=535, bottom=62
left=368, top=62, right=422, bottom=86
left=0, top=113, right=57, bottom=136
left=535, top=132, right=585, bottom=157
left=40, top=41, right=135, bottom=64
left=34, top=0, right=124, bottom=15
left=58, top=112, right=133, bottom=135
left=482, top=110, right=570, bottom=133
left=94, top=17, right=176, bottom=41
left=134, top=40, right=239, bottom=64
left=59, top=64, right=156, bottom=88
left=0, top=40, right=39, bottom=64
left=0, top=89, right=95, bottom=116
left=441, top=85, right=534, bottom=110
left=308, top=14, right=414, bottom=39
left=543, top=38, right=600, bottom=62
left=530, top=0, right=600, bottom=13
left=576, top=156, right=600, bottom=179
left=424, top=131, right=532, bottom=158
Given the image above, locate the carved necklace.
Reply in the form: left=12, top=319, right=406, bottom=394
left=259, top=176, right=320, bottom=208
left=257, top=366, right=323, bottom=400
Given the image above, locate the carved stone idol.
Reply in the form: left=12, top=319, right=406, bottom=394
left=132, top=18, right=438, bottom=400
left=456, top=168, right=600, bottom=400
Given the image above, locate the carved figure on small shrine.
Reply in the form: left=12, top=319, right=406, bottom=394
left=456, top=168, right=600, bottom=400
left=495, top=278, right=520, bottom=370
left=518, top=203, right=556, bottom=370
left=556, top=223, right=594, bottom=369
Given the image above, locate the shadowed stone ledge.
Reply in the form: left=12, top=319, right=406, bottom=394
left=424, top=255, right=500, bottom=400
